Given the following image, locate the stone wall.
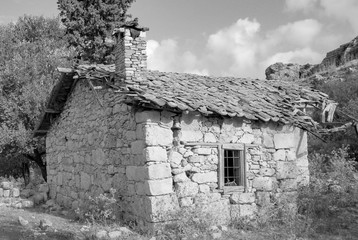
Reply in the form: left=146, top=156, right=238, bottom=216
left=46, top=80, right=150, bottom=227
left=0, top=180, right=41, bottom=208
left=137, top=111, right=309, bottom=227
left=47, top=84, right=309, bottom=230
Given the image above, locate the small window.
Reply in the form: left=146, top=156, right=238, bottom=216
left=219, top=144, right=246, bottom=193
left=224, top=150, right=242, bottom=186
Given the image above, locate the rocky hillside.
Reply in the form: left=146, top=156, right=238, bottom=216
left=265, top=35, right=358, bottom=82
left=265, top=35, right=358, bottom=158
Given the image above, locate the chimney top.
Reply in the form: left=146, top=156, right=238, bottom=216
left=113, top=18, right=148, bottom=84
left=113, top=18, right=149, bottom=39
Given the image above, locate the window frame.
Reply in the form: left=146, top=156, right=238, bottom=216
left=219, top=143, right=247, bottom=194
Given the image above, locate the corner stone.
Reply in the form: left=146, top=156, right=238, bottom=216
left=144, top=178, right=173, bottom=196
left=145, top=194, right=180, bottom=222
left=145, top=124, right=173, bottom=146
left=144, top=147, right=167, bottom=162
left=145, top=163, right=171, bottom=180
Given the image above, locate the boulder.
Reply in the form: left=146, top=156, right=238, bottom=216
left=95, top=230, right=108, bottom=239
left=39, top=219, right=53, bottom=230
left=265, top=63, right=300, bottom=81
left=265, top=62, right=315, bottom=81
left=18, top=216, right=28, bottom=226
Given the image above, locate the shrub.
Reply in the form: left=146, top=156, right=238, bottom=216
left=159, top=207, right=216, bottom=239
left=298, top=146, right=358, bottom=236
left=75, top=188, right=120, bottom=225
left=230, top=147, right=358, bottom=239
left=230, top=200, right=313, bottom=240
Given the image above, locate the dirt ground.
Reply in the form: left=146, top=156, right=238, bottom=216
left=2, top=204, right=358, bottom=240
left=0, top=205, right=85, bottom=240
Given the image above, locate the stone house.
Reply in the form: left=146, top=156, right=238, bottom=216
left=34, top=24, right=334, bottom=230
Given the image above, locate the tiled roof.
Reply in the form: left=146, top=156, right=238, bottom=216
left=34, top=64, right=334, bottom=136
left=76, top=65, right=332, bottom=129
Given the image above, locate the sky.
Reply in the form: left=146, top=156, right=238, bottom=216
left=0, top=0, right=357, bottom=79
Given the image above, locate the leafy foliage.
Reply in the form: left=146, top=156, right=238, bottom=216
left=0, top=16, right=74, bottom=179
left=298, top=147, right=358, bottom=237
left=57, top=0, right=136, bottom=63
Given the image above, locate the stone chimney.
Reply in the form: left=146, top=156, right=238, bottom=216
left=114, top=19, right=149, bottom=84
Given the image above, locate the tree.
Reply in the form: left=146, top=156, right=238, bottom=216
left=0, top=16, right=74, bottom=183
left=57, top=0, right=136, bottom=64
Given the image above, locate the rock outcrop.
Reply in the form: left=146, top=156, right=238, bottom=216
left=265, top=62, right=315, bottom=81
left=316, top=36, right=358, bottom=73
left=265, top=63, right=300, bottom=81
left=265, top=35, right=358, bottom=81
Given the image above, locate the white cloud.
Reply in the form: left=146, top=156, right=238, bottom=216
left=285, top=0, right=318, bottom=12
left=262, top=48, right=322, bottom=68
left=147, top=18, right=336, bottom=79
left=319, top=0, right=358, bottom=32
left=285, top=0, right=358, bottom=32
left=205, top=18, right=261, bottom=77
left=267, top=19, right=322, bottom=47
left=147, top=39, right=208, bottom=75
left=147, top=39, right=178, bottom=72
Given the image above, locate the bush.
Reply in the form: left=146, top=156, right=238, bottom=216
left=159, top=207, right=216, bottom=239
left=299, top=147, right=357, bottom=215
left=230, top=200, right=313, bottom=240
left=298, top=147, right=358, bottom=236
left=75, top=188, right=120, bottom=226
left=229, top=147, right=358, bottom=239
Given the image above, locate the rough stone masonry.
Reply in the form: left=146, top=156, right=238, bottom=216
left=46, top=85, right=309, bottom=229
left=45, top=26, right=310, bottom=231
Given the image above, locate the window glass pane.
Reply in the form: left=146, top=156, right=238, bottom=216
left=224, top=149, right=242, bottom=186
